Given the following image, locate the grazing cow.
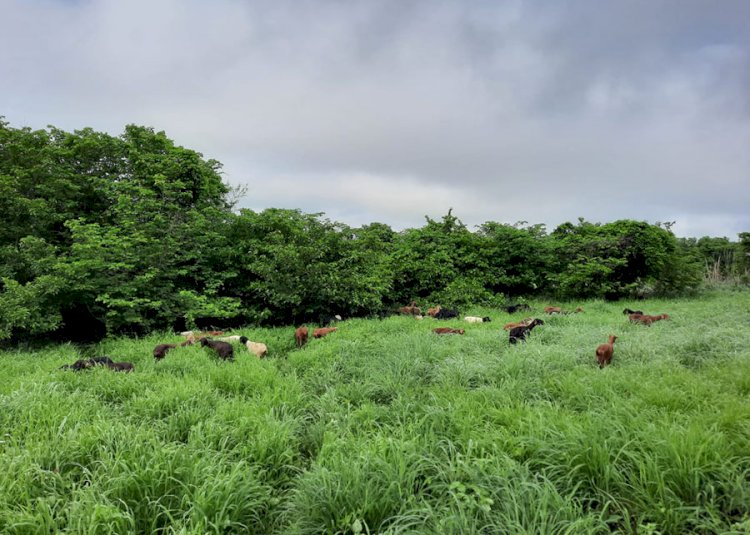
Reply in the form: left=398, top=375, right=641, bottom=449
left=295, top=326, right=309, bottom=348
left=433, top=327, right=465, bottom=335
left=509, top=319, right=545, bottom=344
left=313, top=327, right=337, bottom=339
left=61, top=359, right=96, bottom=371
left=464, top=316, right=491, bottom=323
left=435, top=308, right=459, bottom=320
left=398, top=301, right=421, bottom=316
left=200, top=338, right=234, bottom=361
left=426, top=305, right=442, bottom=317
left=596, top=335, right=617, bottom=369
left=107, top=362, right=135, bottom=373
left=623, top=308, right=643, bottom=315
left=60, top=356, right=116, bottom=371
left=414, top=315, right=424, bottom=320
left=629, top=313, right=653, bottom=326
left=504, top=303, right=531, bottom=314
left=631, top=313, right=669, bottom=325
left=153, top=343, right=177, bottom=361
left=239, top=336, right=268, bottom=358
left=543, top=306, right=562, bottom=315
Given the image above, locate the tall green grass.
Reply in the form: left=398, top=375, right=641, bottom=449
left=1, top=291, right=749, bottom=533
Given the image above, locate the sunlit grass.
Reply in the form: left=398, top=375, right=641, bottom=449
left=1, top=291, right=749, bottom=533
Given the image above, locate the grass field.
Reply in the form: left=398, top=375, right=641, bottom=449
left=1, top=291, right=749, bottom=534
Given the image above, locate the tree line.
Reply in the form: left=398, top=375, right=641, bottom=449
left=1, top=120, right=746, bottom=342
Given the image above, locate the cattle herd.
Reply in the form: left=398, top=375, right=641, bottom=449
left=395, top=301, right=670, bottom=369
left=58, top=302, right=670, bottom=373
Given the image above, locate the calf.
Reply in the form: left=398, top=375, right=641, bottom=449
left=313, top=327, right=337, bottom=338
left=200, top=338, right=234, bottom=361
left=433, top=327, right=465, bottom=335
left=464, top=316, right=491, bottom=323
left=153, top=343, right=177, bottom=361
left=543, top=306, right=562, bottom=315
left=596, top=335, right=617, bottom=369
left=509, top=319, right=544, bottom=344
left=295, top=326, right=309, bottom=348
left=239, top=336, right=268, bottom=358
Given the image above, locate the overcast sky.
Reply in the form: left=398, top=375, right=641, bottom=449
left=2, top=0, right=749, bottom=237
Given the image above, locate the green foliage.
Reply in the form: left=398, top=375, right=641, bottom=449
left=549, top=219, right=702, bottom=299
left=476, top=221, right=552, bottom=296
left=225, top=209, right=393, bottom=324
left=390, top=211, right=467, bottom=302
left=0, top=120, right=235, bottom=339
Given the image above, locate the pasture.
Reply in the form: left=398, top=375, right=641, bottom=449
left=1, top=291, right=749, bottom=534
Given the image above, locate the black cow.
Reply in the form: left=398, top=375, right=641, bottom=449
left=60, top=356, right=115, bottom=371
left=200, top=338, right=234, bottom=361
left=435, top=308, right=459, bottom=320
left=107, top=362, right=135, bottom=372
left=508, top=319, right=545, bottom=344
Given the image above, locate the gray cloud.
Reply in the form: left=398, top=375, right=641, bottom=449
left=2, top=0, right=748, bottom=237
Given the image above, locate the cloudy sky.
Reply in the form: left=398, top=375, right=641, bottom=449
left=2, top=0, right=749, bottom=237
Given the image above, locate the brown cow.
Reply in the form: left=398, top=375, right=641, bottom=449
left=630, top=313, right=669, bottom=326
left=596, top=335, right=617, bottom=369
left=433, top=327, right=465, bottom=335
left=426, top=305, right=442, bottom=317
left=503, top=318, right=534, bottom=331
left=398, top=301, right=421, bottom=316
left=313, top=327, right=337, bottom=338
left=295, top=326, right=309, bottom=348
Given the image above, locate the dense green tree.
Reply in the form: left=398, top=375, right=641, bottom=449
left=476, top=222, right=552, bottom=296
left=0, top=121, right=236, bottom=340
left=225, top=209, right=392, bottom=324
left=548, top=219, right=700, bottom=298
